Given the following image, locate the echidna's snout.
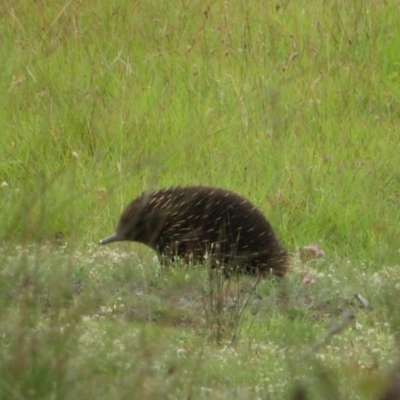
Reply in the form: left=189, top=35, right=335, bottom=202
left=99, top=233, right=120, bottom=245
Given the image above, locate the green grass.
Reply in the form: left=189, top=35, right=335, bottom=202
left=1, top=245, right=399, bottom=399
left=1, top=0, right=400, bottom=399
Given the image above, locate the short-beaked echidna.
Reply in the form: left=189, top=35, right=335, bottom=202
left=99, top=186, right=288, bottom=277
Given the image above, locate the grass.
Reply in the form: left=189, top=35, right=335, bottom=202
left=1, top=244, right=399, bottom=399
left=1, top=0, right=400, bottom=398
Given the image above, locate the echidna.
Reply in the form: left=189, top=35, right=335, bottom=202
left=99, top=186, right=288, bottom=277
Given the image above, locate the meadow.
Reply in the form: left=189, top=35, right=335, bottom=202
left=0, top=0, right=399, bottom=398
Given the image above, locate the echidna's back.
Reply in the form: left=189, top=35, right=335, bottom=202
left=116, top=186, right=288, bottom=277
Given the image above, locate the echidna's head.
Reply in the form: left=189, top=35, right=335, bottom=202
left=99, top=196, right=163, bottom=247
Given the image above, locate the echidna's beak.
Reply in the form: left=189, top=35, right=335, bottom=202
left=98, top=233, right=120, bottom=245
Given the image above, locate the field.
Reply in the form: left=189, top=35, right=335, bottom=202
left=1, top=0, right=400, bottom=398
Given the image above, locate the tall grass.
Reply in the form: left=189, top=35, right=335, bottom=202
left=1, top=0, right=399, bottom=261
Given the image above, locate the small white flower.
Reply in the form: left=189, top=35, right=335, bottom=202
left=1, top=182, right=8, bottom=187
left=72, top=151, right=79, bottom=158
left=177, top=348, right=186, bottom=356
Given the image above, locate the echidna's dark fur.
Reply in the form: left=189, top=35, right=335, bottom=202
left=99, top=186, right=288, bottom=277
